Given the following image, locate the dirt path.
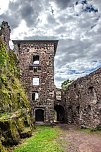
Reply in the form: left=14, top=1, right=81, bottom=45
left=57, top=124, right=101, bottom=152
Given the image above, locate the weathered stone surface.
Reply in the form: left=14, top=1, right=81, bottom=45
left=62, top=68, right=101, bottom=128
left=0, top=21, right=11, bottom=51
left=13, top=40, right=58, bottom=123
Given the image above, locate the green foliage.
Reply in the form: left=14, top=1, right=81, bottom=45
left=9, top=119, right=20, bottom=142
left=0, top=39, right=7, bottom=66
left=0, top=39, right=33, bottom=149
left=7, top=50, right=20, bottom=77
left=0, top=39, right=30, bottom=114
left=14, top=126, right=63, bottom=152
left=0, top=140, right=7, bottom=152
left=61, top=79, right=73, bottom=90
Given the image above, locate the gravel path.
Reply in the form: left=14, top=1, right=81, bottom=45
left=57, top=124, right=101, bottom=152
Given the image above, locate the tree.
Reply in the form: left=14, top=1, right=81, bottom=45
left=61, top=79, right=73, bottom=90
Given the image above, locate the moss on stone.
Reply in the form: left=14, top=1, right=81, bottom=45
left=0, top=118, right=20, bottom=146
left=0, top=140, right=7, bottom=152
left=0, top=38, right=33, bottom=150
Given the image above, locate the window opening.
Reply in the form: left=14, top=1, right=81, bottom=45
left=33, top=78, right=39, bottom=85
left=33, top=55, right=39, bottom=65
left=34, top=67, right=37, bottom=72
left=32, top=92, right=39, bottom=100
left=88, top=86, right=94, bottom=96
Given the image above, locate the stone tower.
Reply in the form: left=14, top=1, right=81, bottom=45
left=0, top=21, right=11, bottom=50
left=13, top=40, right=58, bottom=123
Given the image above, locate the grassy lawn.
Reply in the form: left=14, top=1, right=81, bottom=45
left=13, top=126, right=63, bottom=152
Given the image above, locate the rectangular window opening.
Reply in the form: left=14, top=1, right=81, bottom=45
left=32, top=92, right=39, bottom=100
left=33, top=78, right=39, bottom=85
left=34, top=67, right=37, bottom=72
left=33, top=55, right=39, bottom=65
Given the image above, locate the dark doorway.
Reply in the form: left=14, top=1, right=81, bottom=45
left=35, top=109, right=44, bottom=122
left=54, top=105, right=65, bottom=122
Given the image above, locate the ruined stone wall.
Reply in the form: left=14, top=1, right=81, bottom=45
left=55, top=88, right=66, bottom=113
left=13, top=40, right=58, bottom=123
left=0, top=21, right=11, bottom=51
left=62, top=68, right=101, bottom=128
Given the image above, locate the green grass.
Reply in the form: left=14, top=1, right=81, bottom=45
left=13, top=126, right=63, bottom=152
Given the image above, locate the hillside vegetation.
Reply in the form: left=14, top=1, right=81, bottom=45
left=0, top=39, right=33, bottom=152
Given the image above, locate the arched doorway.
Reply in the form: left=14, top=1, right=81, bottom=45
left=54, top=105, right=65, bottom=122
left=35, top=109, right=44, bottom=122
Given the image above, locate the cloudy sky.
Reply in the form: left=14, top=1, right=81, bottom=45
left=0, top=0, right=101, bottom=87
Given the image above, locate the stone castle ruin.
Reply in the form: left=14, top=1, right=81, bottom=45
left=62, top=68, right=101, bottom=128
left=0, top=21, right=101, bottom=128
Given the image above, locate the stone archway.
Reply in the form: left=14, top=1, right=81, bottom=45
left=35, top=109, right=44, bottom=122
left=54, top=105, right=65, bottom=122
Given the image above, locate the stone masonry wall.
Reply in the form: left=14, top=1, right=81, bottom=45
left=0, top=21, right=11, bottom=51
left=13, top=40, right=58, bottom=123
left=62, top=68, right=101, bottom=128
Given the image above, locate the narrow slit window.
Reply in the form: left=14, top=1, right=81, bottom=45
left=76, top=106, right=80, bottom=114
left=87, top=105, right=91, bottom=113
left=33, top=78, right=39, bottom=85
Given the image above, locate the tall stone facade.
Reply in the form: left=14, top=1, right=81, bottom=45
left=0, top=21, right=11, bottom=50
left=62, top=68, right=101, bottom=128
left=13, top=40, right=58, bottom=123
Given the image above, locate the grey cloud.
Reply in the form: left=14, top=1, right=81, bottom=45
left=0, top=12, right=21, bottom=29
left=55, top=39, right=93, bottom=68
left=20, top=4, right=36, bottom=27
left=0, top=0, right=22, bottom=28
left=19, top=0, right=42, bottom=27
left=21, top=5, right=34, bottom=18
left=9, top=1, right=20, bottom=11
left=55, top=26, right=68, bottom=34
left=53, top=0, right=73, bottom=9
left=0, top=0, right=43, bottom=29
left=55, top=76, right=65, bottom=82
left=47, top=14, right=57, bottom=25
